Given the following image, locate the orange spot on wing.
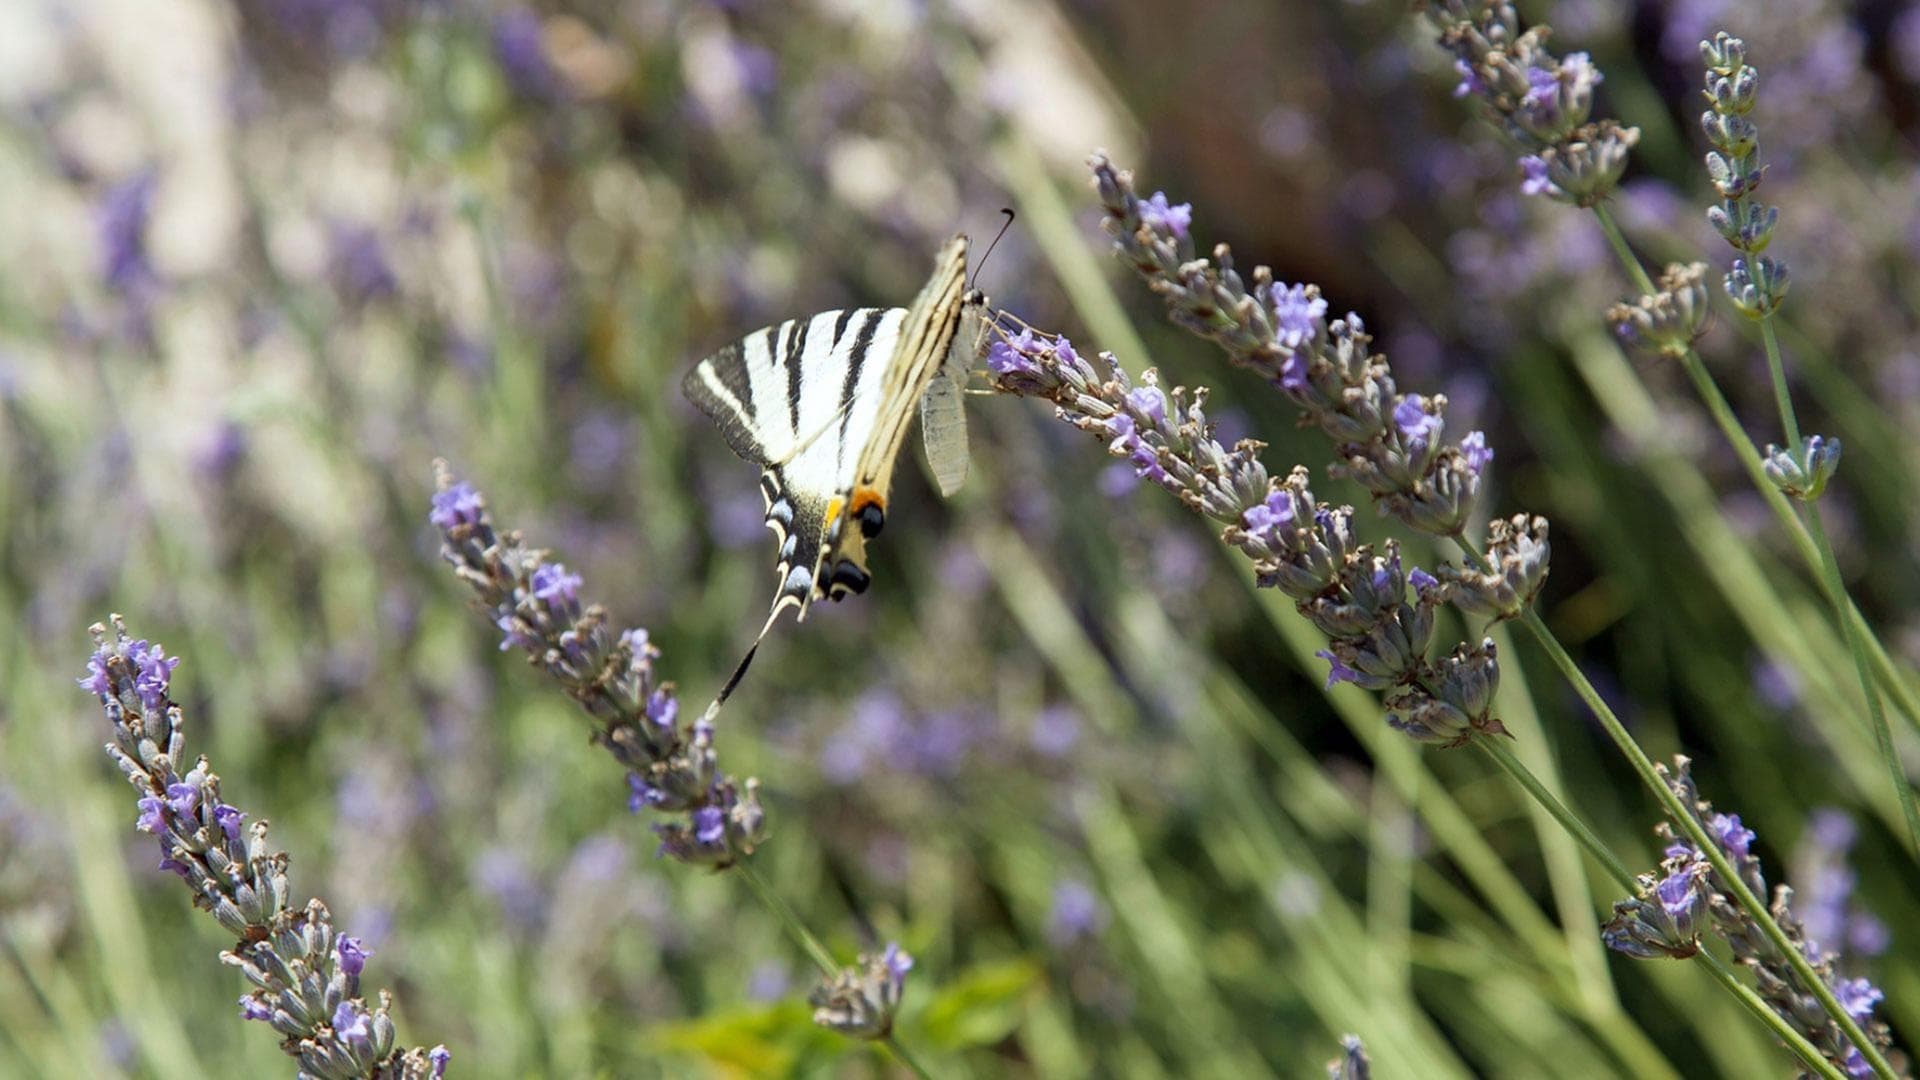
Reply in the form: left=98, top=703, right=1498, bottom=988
left=850, top=487, right=887, bottom=516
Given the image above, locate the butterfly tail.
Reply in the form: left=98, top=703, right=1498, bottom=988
left=695, top=601, right=791, bottom=727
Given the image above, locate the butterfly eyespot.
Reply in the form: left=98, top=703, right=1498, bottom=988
left=856, top=502, right=886, bottom=539
left=829, top=561, right=871, bottom=597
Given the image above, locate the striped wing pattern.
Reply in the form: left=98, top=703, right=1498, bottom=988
left=682, top=232, right=972, bottom=627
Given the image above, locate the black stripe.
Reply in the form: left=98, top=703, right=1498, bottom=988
left=784, top=318, right=809, bottom=436
left=838, top=310, right=882, bottom=443
left=714, top=339, right=753, bottom=417
left=832, top=308, right=856, bottom=342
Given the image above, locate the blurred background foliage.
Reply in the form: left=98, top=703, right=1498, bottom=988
left=2, top=0, right=1919, bottom=1076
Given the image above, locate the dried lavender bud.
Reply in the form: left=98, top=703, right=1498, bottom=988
left=1088, top=153, right=1499, bottom=540
left=1762, top=435, right=1841, bottom=501
left=1420, top=4, right=1641, bottom=205
left=810, top=943, right=913, bottom=1040
left=1602, top=857, right=1711, bottom=960
left=1637, top=758, right=1900, bottom=1076
left=1607, top=262, right=1712, bottom=358
left=1435, top=515, right=1551, bottom=622
left=80, top=619, right=450, bottom=1079
left=431, top=464, right=767, bottom=867
left=1327, top=1035, right=1372, bottom=1080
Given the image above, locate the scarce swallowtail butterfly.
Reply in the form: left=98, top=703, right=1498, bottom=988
left=683, top=233, right=990, bottom=706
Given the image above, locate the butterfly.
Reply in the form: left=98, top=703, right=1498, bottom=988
left=684, top=234, right=991, bottom=702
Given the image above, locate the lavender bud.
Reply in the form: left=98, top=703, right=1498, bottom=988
left=810, top=944, right=914, bottom=1040
left=1607, top=262, right=1712, bottom=358
left=1518, top=121, right=1641, bottom=207
left=1603, top=858, right=1711, bottom=959
left=1437, top=516, right=1551, bottom=622
left=1725, top=256, right=1789, bottom=318
left=1762, top=435, right=1841, bottom=501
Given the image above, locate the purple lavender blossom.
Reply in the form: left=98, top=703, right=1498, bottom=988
left=493, top=8, right=564, bottom=102
left=84, top=619, right=447, bottom=1076
left=1452, top=58, right=1483, bottom=98
left=337, top=936, right=371, bottom=977
left=1048, top=879, right=1109, bottom=945
left=429, top=482, right=484, bottom=530
left=1270, top=282, right=1325, bottom=351
left=98, top=170, right=158, bottom=293
left=1460, top=431, right=1493, bottom=475
left=1519, top=155, right=1553, bottom=197
left=1392, top=395, right=1443, bottom=449
left=1138, top=192, right=1192, bottom=239
left=327, top=221, right=399, bottom=308
left=1316, top=649, right=1364, bottom=690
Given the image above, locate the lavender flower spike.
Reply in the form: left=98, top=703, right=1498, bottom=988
left=1327, top=1035, right=1372, bottom=1080
left=1604, top=758, right=1899, bottom=1077
left=985, top=320, right=1509, bottom=749
left=1418, top=3, right=1640, bottom=206
left=1700, top=32, right=1789, bottom=318
left=1090, top=153, right=1507, bottom=541
left=430, top=461, right=767, bottom=868
left=81, top=618, right=449, bottom=1079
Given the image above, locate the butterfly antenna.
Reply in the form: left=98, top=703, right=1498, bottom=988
left=969, top=207, right=1017, bottom=291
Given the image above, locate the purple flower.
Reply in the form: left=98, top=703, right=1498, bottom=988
left=1522, top=63, right=1560, bottom=114
left=430, top=1046, right=452, bottom=1078
left=1393, top=395, right=1443, bottom=448
left=1241, top=491, right=1298, bottom=544
left=429, top=482, right=484, bottom=529
left=492, top=9, right=563, bottom=101
left=98, top=170, right=158, bottom=293
left=693, top=805, right=726, bottom=846
left=530, top=563, right=582, bottom=606
left=1837, top=977, right=1884, bottom=1020
left=1710, top=813, right=1755, bottom=861
left=1519, top=155, right=1553, bottom=197
left=627, top=774, right=666, bottom=812
left=327, top=222, right=398, bottom=307
left=1054, top=337, right=1081, bottom=367
left=135, top=795, right=166, bottom=834
left=1409, top=567, right=1439, bottom=593
left=1127, top=386, right=1167, bottom=425
left=986, top=328, right=1040, bottom=377
left=214, top=803, right=245, bottom=844
left=645, top=688, right=678, bottom=731
left=238, top=995, right=274, bottom=1022
left=1654, top=866, right=1699, bottom=920
left=337, top=935, right=370, bottom=977
left=1030, top=705, right=1080, bottom=757
left=1269, top=282, right=1326, bottom=350
left=1139, top=191, right=1192, bottom=239
left=496, top=613, right=535, bottom=652
left=165, top=782, right=200, bottom=817
left=1452, top=58, right=1483, bottom=99
left=1047, top=880, right=1109, bottom=945
left=131, top=643, right=180, bottom=712
left=1460, top=431, right=1493, bottom=475
left=882, top=942, right=913, bottom=999
left=78, top=650, right=112, bottom=696
left=1316, top=649, right=1363, bottom=689
left=331, top=1001, right=372, bottom=1048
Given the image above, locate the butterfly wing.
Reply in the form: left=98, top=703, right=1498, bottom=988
left=918, top=290, right=989, bottom=498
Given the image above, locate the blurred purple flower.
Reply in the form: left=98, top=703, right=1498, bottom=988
left=1047, top=879, right=1108, bottom=945
left=98, top=170, right=158, bottom=294
left=327, top=221, right=398, bottom=308
left=1030, top=705, right=1080, bottom=757
left=493, top=9, right=564, bottom=101
left=1138, top=192, right=1192, bottom=239
left=475, top=846, right=546, bottom=930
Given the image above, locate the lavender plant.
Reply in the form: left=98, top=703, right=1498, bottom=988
left=1047, top=152, right=1901, bottom=1077
left=1327, top=1035, right=1371, bottom=1080
left=79, top=618, right=450, bottom=1080
left=1419, top=3, right=1920, bottom=849
left=428, top=464, right=922, bottom=1069
left=1603, top=759, right=1901, bottom=1079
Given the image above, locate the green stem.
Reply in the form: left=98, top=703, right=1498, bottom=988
left=1517, top=608, right=1898, bottom=1080
left=1757, top=317, right=1920, bottom=857
left=883, top=1036, right=937, bottom=1080
left=736, top=857, right=840, bottom=977
left=1475, top=739, right=1634, bottom=891
left=1695, top=951, right=1849, bottom=1080
left=1591, top=203, right=1920, bottom=740
left=736, top=859, right=939, bottom=1077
